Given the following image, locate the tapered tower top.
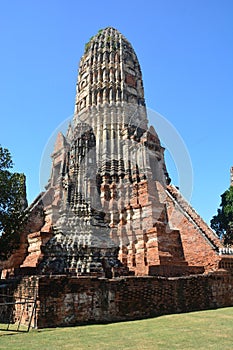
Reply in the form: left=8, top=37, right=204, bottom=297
left=74, top=27, right=145, bottom=115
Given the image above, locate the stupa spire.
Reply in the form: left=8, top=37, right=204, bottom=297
left=36, top=27, right=169, bottom=276
left=74, top=27, right=146, bottom=124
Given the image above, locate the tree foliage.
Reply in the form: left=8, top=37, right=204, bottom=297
left=0, top=146, right=27, bottom=260
left=211, top=186, right=233, bottom=246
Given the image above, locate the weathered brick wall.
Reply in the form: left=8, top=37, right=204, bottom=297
left=0, top=277, right=38, bottom=327
left=35, top=272, right=233, bottom=328
left=0, top=279, right=19, bottom=324
left=13, top=276, right=38, bottom=327
left=2, top=272, right=232, bottom=329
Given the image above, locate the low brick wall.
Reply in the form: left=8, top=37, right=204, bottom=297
left=35, top=271, right=233, bottom=328
left=0, top=277, right=38, bottom=327
left=1, top=272, right=233, bottom=329
left=0, top=279, right=18, bottom=324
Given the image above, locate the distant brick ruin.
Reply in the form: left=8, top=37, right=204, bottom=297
left=1, top=27, right=233, bottom=328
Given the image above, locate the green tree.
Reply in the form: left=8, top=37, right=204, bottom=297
left=211, top=186, right=233, bottom=246
left=0, top=146, right=27, bottom=260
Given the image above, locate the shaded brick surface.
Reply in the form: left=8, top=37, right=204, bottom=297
left=28, top=273, right=233, bottom=328
left=1, top=272, right=233, bottom=329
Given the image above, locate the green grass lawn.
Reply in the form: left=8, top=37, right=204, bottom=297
left=0, top=307, right=232, bottom=350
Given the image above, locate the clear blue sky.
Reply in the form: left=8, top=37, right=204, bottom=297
left=0, top=0, right=232, bottom=224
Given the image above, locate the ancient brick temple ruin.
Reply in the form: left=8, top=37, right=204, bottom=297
left=1, top=27, right=233, bottom=328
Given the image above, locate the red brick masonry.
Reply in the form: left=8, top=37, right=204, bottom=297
left=1, top=271, right=232, bottom=328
